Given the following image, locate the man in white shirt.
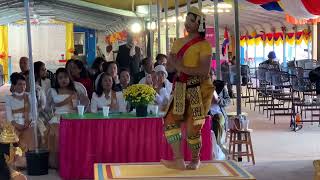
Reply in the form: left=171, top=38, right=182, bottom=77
left=105, top=45, right=114, bottom=62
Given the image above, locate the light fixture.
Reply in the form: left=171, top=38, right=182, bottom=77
left=147, top=21, right=157, bottom=30
left=200, top=2, right=232, bottom=14
left=218, top=3, right=232, bottom=9
left=161, top=15, right=186, bottom=24
left=130, top=22, right=142, bottom=33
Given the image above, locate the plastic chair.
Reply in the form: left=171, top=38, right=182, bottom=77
left=268, top=71, right=295, bottom=123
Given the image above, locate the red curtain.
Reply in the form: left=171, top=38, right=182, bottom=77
left=246, top=0, right=279, bottom=4
left=301, top=0, right=320, bottom=15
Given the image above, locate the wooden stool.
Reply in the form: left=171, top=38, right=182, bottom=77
left=228, top=129, right=255, bottom=165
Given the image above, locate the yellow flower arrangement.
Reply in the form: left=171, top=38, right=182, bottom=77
left=123, top=84, right=156, bottom=106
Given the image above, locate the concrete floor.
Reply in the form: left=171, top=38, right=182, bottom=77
left=0, top=85, right=319, bottom=180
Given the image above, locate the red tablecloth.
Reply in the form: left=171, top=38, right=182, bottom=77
left=59, top=116, right=213, bottom=179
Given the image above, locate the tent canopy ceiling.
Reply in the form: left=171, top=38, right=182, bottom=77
left=83, top=0, right=199, bottom=11
left=0, top=0, right=308, bottom=34
left=0, top=0, right=133, bottom=32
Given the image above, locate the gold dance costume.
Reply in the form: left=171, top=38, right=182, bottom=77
left=164, top=37, right=214, bottom=152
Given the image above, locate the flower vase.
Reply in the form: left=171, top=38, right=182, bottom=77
left=136, top=105, right=148, bottom=117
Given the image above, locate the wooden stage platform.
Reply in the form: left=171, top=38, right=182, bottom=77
left=94, top=161, right=255, bottom=180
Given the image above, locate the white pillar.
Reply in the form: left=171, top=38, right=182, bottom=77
left=24, top=0, right=39, bottom=151
left=214, top=0, right=221, bottom=80
left=312, top=24, right=317, bottom=60
left=294, top=26, right=297, bottom=60
left=175, top=0, right=179, bottom=38
left=187, top=0, right=191, bottom=11
left=164, top=0, right=169, bottom=54
left=157, top=0, right=161, bottom=54
left=233, top=0, right=241, bottom=115
left=149, top=2, right=154, bottom=58
left=198, top=0, right=202, bottom=11
left=283, top=28, right=287, bottom=67
left=263, top=36, right=265, bottom=59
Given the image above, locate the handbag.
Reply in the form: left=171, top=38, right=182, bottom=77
left=228, top=115, right=249, bottom=131
left=228, top=116, right=241, bottom=131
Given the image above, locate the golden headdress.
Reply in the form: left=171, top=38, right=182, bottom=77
left=188, top=6, right=205, bottom=19
left=188, top=7, right=205, bottom=32
left=0, top=122, right=19, bottom=144
left=0, top=122, right=22, bottom=165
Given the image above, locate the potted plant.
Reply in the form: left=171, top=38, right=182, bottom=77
left=123, top=84, right=156, bottom=117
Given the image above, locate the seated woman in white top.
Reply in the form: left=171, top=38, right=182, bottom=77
left=91, top=73, right=127, bottom=113
left=153, top=65, right=173, bottom=110
left=34, top=61, right=51, bottom=94
left=45, top=68, right=89, bottom=168
left=5, top=73, right=35, bottom=164
left=33, top=61, right=50, bottom=142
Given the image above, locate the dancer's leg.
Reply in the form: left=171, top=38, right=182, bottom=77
left=161, top=109, right=185, bottom=170
left=186, top=114, right=203, bottom=170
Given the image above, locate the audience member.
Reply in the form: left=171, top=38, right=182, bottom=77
left=154, top=65, right=172, bottom=110
left=135, top=57, right=154, bottom=84
left=45, top=68, right=89, bottom=168
left=65, top=59, right=75, bottom=78
left=209, top=70, right=230, bottom=150
left=309, top=66, right=320, bottom=100
left=154, top=54, right=167, bottom=67
left=106, top=45, right=114, bottom=62
left=18, top=57, right=30, bottom=92
left=5, top=73, right=35, bottom=167
left=34, top=61, right=51, bottom=94
left=33, top=62, right=48, bottom=141
left=114, top=68, right=131, bottom=91
left=97, top=61, right=121, bottom=91
left=154, top=65, right=172, bottom=95
left=68, top=60, right=93, bottom=99
left=131, top=44, right=143, bottom=77
left=90, top=57, right=106, bottom=83
left=19, top=57, right=29, bottom=78
left=259, top=51, right=280, bottom=70
left=91, top=73, right=127, bottom=113
left=221, top=58, right=234, bottom=97
left=116, top=34, right=142, bottom=76
left=105, top=61, right=120, bottom=84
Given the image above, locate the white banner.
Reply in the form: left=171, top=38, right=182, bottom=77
left=8, top=24, right=66, bottom=73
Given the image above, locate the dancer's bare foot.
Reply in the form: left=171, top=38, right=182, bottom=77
left=186, top=159, right=200, bottom=170
left=160, top=158, right=186, bottom=170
